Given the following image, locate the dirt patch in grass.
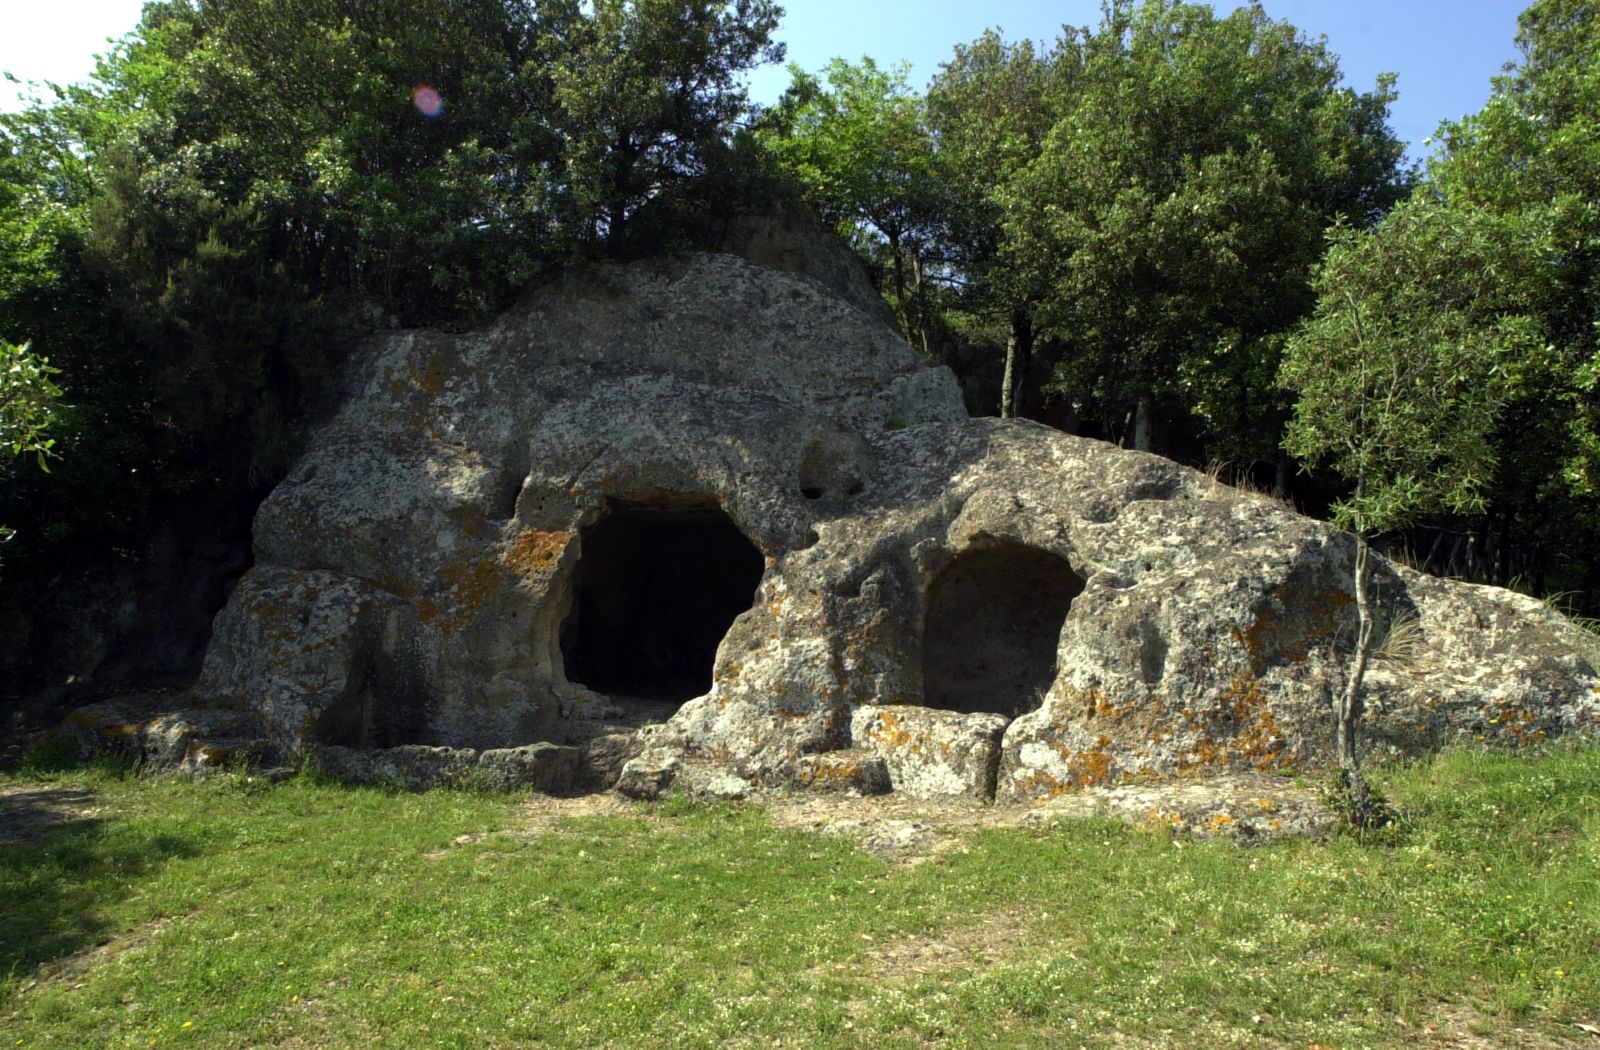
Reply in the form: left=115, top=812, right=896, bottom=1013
left=753, top=770, right=1331, bottom=866
left=6, top=916, right=173, bottom=1006
left=855, top=906, right=1045, bottom=982
left=1412, top=1003, right=1600, bottom=1048
left=424, top=791, right=639, bottom=858
left=419, top=769, right=1332, bottom=869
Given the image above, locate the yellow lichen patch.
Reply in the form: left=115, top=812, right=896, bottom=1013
left=1206, top=812, right=1236, bottom=832
left=414, top=359, right=448, bottom=396
left=65, top=709, right=138, bottom=738
left=376, top=573, right=421, bottom=601
left=503, top=528, right=569, bottom=578
left=800, top=755, right=879, bottom=791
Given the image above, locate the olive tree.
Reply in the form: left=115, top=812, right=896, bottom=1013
left=1280, top=196, right=1545, bottom=824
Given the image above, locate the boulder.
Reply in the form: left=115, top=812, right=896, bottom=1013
left=163, top=251, right=1598, bottom=800
left=851, top=705, right=1008, bottom=798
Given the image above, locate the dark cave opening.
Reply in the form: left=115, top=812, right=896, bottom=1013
left=921, top=543, right=1085, bottom=718
left=561, top=498, right=764, bottom=704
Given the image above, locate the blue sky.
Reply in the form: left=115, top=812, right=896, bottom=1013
left=4, top=0, right=1529, bottom=164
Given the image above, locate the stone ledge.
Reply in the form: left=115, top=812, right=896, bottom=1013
left=310, top=742, right=581, bottom=792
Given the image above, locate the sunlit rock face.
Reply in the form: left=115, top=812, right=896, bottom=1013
left=191, top=252, right=1600, bottom=800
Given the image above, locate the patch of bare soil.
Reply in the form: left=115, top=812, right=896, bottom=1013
left=423, top=791, right=639, bottom=858
left=0, top=784, right=101, bottom=844
left=428, top=769, right=1330, bottom=869
left=1406, top=1003, right=1600, bottom=1048
left=855, top=906, right=1044, bottom=983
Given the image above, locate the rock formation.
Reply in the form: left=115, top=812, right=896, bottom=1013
left=65, top=252, right=1600, bottom=798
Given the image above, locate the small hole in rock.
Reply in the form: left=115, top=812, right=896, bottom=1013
left=800, top=485, right=825, bottom=500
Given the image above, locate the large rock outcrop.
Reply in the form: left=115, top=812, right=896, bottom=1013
left=174, top=251, right=1600, bottom=799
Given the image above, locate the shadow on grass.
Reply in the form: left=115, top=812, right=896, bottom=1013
left=0, top=792, right=198, bottom=989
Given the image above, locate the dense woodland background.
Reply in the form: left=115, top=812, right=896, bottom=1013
left=1, top=0, right=1597, bottom=709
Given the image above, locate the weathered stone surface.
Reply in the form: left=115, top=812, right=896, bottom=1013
left=1023, top=771, right=1334, bottom=844
left=311, top=742, right=579, bottom=792
left=158, top=250, right=1599, bottom=801
left=852, top=705, right=1008, bottom=799
left=580, top=731, right=648, bottom=790
left=61, top=696, right=265, bottom=773
left=795, top=749, right=892, bottom=796
left=477, top=743, right=583, bottom=792
left=613, top=745, right=681, bottom=801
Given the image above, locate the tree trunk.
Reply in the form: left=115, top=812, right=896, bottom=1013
left=911, top=254, right=931, bottom=357
left=1000, top=310, right=1033, bottom=419
left=1273, top=448, right=1290, bottom=501
left=1133, top=396, right=1152, bottom=452
left=1340, top=532, right=1376, bottom=828
left=889, top=230, right=908, bottom=336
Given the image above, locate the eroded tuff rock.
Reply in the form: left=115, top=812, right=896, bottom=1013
left=176, top=252, right=1599, bottom=800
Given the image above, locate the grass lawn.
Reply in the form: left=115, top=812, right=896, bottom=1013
left=2, top=747, right=1597, bottom=1048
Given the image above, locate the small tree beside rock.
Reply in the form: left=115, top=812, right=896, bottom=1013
left=1279, top=197, right=1546, bottom=827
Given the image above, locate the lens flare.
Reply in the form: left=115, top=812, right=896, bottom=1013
left=412, top=84, right=444, bottom=118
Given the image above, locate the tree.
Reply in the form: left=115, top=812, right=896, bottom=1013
left=0, top=0, right=787, bottom=579
left=757, top=57, right=943, bottom=345
left=548, top=0, right=784, bottom=246
left=1425, top=0, right=1600, bottom=605
left=1007, top=0, right=1408, bottom=461
left=926, top=31, right=1057, bottom=417
left=0, top=340, right=59, bottom=466
left=1280, top=197, right=1545, bottom=824
left=0, top=339, right=62, bottom=551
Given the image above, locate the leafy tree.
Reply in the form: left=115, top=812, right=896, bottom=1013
left=0, top=339, right=62, bottom=552
left=1008, top=0, right=1408, bottom=459
left=0, top=0, right=786, bottom=608
left=1280, top=197, right=1545, bottom=823
left=1426, top=0, right=1600, bottom=603
left=548, top=0, right=784, bottom=246
left=0, top=340, right=60, bottom=465
left=758, top=57, right=943, bottom=344
left=926, top=31, right=1057, bottom=417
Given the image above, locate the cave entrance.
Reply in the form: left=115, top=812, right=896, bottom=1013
left=561, top=497, right=764, bottom=707
left=921, top=543, right=1084, bottom=718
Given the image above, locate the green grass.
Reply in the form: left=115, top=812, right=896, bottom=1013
left=3, top=747, right=1598, bottom=1048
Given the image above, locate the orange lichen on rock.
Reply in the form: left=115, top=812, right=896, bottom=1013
left=1060, top=735, right=1114, bottom=787
left=417, top=556, right=508, bottom=632
left=867, top=709, right=915, bottom=751
left=503, top=528, right=569, bottom=578
left=1015, top=768, right=1070, bottom=801
left=1234, top=585, right=1353, bottom=669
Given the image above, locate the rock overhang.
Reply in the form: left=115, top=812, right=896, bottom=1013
left=150, top=251, right=1600, bottom=800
